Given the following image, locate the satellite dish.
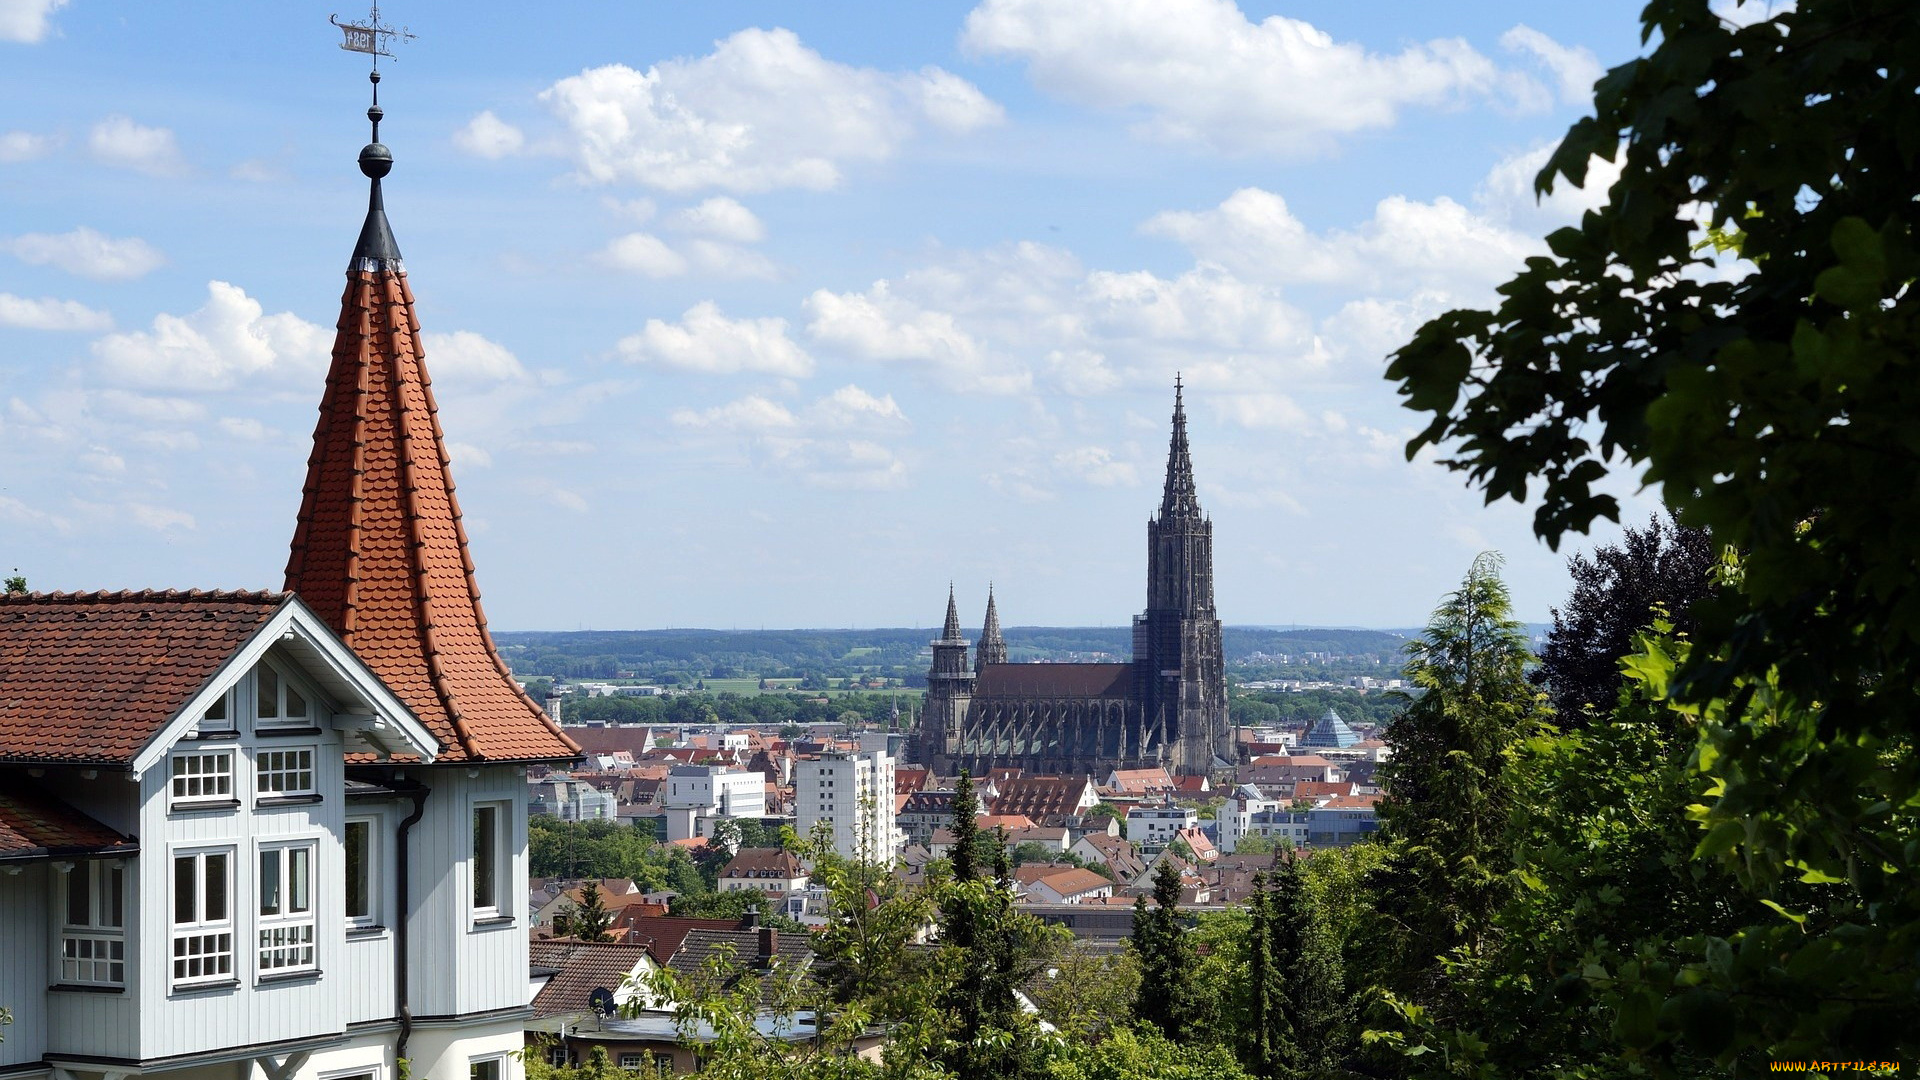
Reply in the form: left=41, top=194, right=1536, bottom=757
left=587, top=987, right=616, bottom=1017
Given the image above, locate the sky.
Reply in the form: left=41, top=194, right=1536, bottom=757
left=0, top=0, right=1706, bottom=632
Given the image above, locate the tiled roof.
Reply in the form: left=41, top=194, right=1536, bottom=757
left=615, top=914, right=752, bottom=965
left=992, top=776, right=1095, bottom=820
left=1022, top=867, right=1113, bottom=899
left=529, top=939, right=654, bottom=1018
left=720, top=848, right=807, bottom=879
left=0, top=590, right=285, bottom=763
left=0, top=785, right=137, bottom=860
left=975, top=662, right=1132, bottom=699
left=284, top=268, right=578, bottom=764
left=668, top=928, right=813, bottom=1008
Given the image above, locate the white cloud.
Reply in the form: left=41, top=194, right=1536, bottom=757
left=667, top=197, right=766, bottom=243
left=4, top=227, right=165, bottom=280
left=672, top=385, right=911, bottom=489
left=94, top=390, right=206, bottom=424
left=671, top=395, right=798, bottom=431
left=1712, top=0, right=1795, bottom=29
left=0, top=293, right=110, bottom=331
left=446, top=441, right=493, bottom=468
left=604, top=197, right=657, bottom=224
left=618, top=301, right=813, bottom=377
left=598, top=232, right=689, bottom=277
left=453, top=111, right=527, bottom=159
left=229, top=158, right=288, bottom=183
left=0, top=0, right=67, bottom=44
left=0, top=131, right=56, bottom=162
left=88, top=116, right=186, bottom=177
left=550, top=489, right=589, bottom=513
left=806, top=282, right=997, bottom=381
left=1213, top=391, right=1312, bottom=431
left=217, top=417, right=272, bottom=441
left=91, top=280, right=331, bottom=391
left=0, top=494, right=71, bottom=534
left=421, top=330, right=530, bottom=383
left=1500, top=25, right=1603, bottom=105
left=78, top=445, right=125, bottom=474
left=682, top=239, right=777, bottom=280
left=537, top=27, right=1002, bottom=193
left=1055, top=445, right=1137, bottom=487
left=962, top=0, right=1535, bottom=155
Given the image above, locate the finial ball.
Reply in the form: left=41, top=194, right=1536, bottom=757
left=359, top=142, right=393, bottom=179
left=368, top=105, right=384, bottom=123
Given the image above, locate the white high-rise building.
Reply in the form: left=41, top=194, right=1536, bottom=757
left=795, top=750, right=898, bottom=864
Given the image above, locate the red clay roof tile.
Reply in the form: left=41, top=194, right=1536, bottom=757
left=0, top=785, right=138, bottom=859
left=0, top=590, right=284, bottom=763
left=284, top=270, right=578, bottom=764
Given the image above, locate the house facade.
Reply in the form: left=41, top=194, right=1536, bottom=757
left=0, top=66, right=577, bottom=1080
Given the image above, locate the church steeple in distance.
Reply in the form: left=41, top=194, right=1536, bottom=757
left=977, top=584, right=1008, bottom=671
left=1159, top=373, right=1202, bottom=522
left=941, top=583, right=964, bottom=642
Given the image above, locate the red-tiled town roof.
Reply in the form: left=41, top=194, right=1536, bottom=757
left=0, top=785, right=138, bottom=859
left=529, top=939, right=655, bottom=1018
left=991, top=775, right=1096, bottom=822
left=284, top=266, right=577, bottom=764
left=0, top=590, right=285, bottom=763
left=720, top=847, right=807, bottom=880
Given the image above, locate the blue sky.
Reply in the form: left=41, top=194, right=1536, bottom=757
left=1, top=0, right=1689, bottom=631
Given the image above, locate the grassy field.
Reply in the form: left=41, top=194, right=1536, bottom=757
left=693, top=676, right=918, bottom=698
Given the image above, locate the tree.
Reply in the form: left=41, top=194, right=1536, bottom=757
left=1530, top=514, right=1717, bottom=720
left=1383, top=0, right=1920, bottom=1063
left=571, top=881, right=614, bottom=942
left=1369, top=553, right=1543, bottom=998
left=809, top=844, right=936, bottom=1021
left=1258, top=856, right=1348, bottom=1080
left=1131, top=858, right=1198, bottom=1041
left=3, top=571, right=24, bottom=595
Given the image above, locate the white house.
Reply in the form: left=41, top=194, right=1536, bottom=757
left=0, top=90, right=581, bottom=1080
left=660, top=765, right=767, bottom=842
left=1125, top=802, right=1199, bottom=854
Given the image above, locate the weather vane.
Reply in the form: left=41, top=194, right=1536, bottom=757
left=330, top=2, right=414, bottom=72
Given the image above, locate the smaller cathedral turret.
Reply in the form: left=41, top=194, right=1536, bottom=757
left=921, top=584, right=975, bottom=774
left=976, top=585, right=1008, bottom=671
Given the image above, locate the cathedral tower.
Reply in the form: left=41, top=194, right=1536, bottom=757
left=921, top=585, right=974, bottom=774
left=1134, top=377, right=1228, bottom=772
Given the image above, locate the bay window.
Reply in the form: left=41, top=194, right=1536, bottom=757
left=171, top=848, right=233, bottom=986
left=61, top=859, right=126, bottom=986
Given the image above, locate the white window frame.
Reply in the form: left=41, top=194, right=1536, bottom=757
left=253, top=658, right=316, bottom=730
left=256, top=746, right=317, bottom=799
left=170, top=749, right=235, bottom=808
left=257, top=840, right=317, bottom=976
left=196, top=688, right=235, bottom=736
left=171, top=847, right=235, bottom=988
left=345, top=815, right=379, bottom=928
left=617, top=1055, right=644, bottom=1070
left=472, top=801, right=510, bottom=921
left=468, top=1056, right=505, bottom=1080
left=59, top=859, right=126, bottom=986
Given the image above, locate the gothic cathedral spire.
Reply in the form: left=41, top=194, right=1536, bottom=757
left=1159, top=372, right=1201, bottom=521
left=977, top=585, right=1008, bottom=671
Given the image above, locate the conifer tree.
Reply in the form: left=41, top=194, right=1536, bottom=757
left=1266, top=852, right=1346, bottom=1079
left=1132, top=858, right=1198, bottom=1040
left=573, top=880, right=614, bottom=943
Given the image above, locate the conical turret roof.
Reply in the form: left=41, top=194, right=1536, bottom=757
left=283, top=85, right=577, bottom=764
left=941, top=584, right=964, bottom=641
left=982, top=586, right=1003, bottom=644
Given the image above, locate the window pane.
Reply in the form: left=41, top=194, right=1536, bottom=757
left=290, top=848, right=310, bottom=913
left=174, top=856, right=195, bottom=924
left=287, top=685, right=307, bottom=717
left=204, top=694, right=228, bottom=724
left=205, top=853, right=228, bottom=922
left=105, top=864, right=124, bottom=927
left=345, top=821, right=370, bottom=919
left=67, top=865, right=90, bottom=926
left=260, top=850, right=281, bottom=915
left=473, top=807, right=496, bottom=910
left=258, top=666, right=280, bottom=719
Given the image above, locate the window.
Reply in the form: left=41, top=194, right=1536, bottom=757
left=258, top=843, right=316, bottom=974
left=61, top=860, right=126, bottom=985
left=547, top=1047, right=570, bottom=1067
left=345, top=817, right=376, bottom=926
left=197, top=691, right=234, bottom=735
left=469, top=1057, right=503, bottom=1080
left=255, top=661, right=310, bottom=728
left=472, top=802, right=508, bottom=917
left=257, top=748, right=316, bottom=798
left=172, top=849, right=233, bottom=986
left=171, top=750, right=234, bottom=807
left=617, top=1055, right=644, bottom=1070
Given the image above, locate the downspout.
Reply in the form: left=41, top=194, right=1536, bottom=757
left=395, top=781, right=430, bottom=1064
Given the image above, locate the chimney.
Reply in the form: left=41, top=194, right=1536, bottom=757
left=758, top=926, right=778, bottom=964
left=741, top=908, right=760, bottom=929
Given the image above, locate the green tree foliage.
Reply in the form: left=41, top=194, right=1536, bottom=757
left=809, top=844, right=937, bottom=1022
left=1383, top=0, right=1920, bottom=1063
left=522, top=1045, right=651, bottom=1080
left=1248, top=858, right=1349, bottom=1080
left=1044, top=1025, right=1255, bottom=1080
left=1530, top=515, right=1716, bottom=721
left=1027, top=939, right=1139, bottom=1042
left=667, top=888, right=805, bottom=933
left=1130, top=859, right=1199, bottom=1041
left=3, top=572, right=24, bottom=595
left=1369, top=553, right=1542, bottom=997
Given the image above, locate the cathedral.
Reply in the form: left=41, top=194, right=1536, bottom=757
left=921, top=382, right=1231, bottom=777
